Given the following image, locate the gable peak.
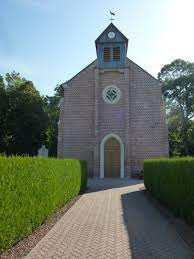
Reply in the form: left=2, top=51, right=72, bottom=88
left=95, top=23, right=128, bottom=44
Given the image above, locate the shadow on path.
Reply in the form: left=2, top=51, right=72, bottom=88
left=86, top=178, right=143, bottom=193
left=121, top=190, right=193, bottom=258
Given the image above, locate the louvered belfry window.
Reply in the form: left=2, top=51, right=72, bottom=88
left=104, top=47, right=111, bottom=62
left=113, top=47, right=120, bottom=61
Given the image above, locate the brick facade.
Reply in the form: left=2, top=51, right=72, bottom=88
left=57, top=57, right=169, bottom=178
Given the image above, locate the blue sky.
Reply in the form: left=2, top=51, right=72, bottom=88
left=1, top=0, right=194, bottom=96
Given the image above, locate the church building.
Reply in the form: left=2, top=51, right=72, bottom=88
left=58, top=23, right=169, bottom=178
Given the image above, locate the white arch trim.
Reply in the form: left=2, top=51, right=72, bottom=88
left=100, top=134, right=124, bottom=178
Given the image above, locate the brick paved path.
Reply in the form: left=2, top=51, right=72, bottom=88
left=26, top=179, right=192, bottom=259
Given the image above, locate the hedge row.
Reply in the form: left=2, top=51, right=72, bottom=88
left=0, top=156, right=87, bottom=252
left=144, top=157, right=194, bottom=226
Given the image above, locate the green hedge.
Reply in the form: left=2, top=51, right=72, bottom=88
left=144, top=157, right=194, bottom=226
left=0, top=156, right=87, bottom=252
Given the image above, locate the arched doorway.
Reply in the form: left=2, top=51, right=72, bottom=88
left=100, top=134, right=124, bottom=178
left=104, top=137, right=120, bottom=178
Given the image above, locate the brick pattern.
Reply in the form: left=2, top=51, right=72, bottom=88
left=58, top=58, right=169, bottom=177
left=128, top=60, right=169, bottom=173
left=25, top=179, right=192, bottom=258
left=57, top=62, right=96, bottom=175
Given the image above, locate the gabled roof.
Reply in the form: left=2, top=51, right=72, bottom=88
left=60, top=60, right=97, bottom=87
left=127, top=57, right=162, bottom=85
left=60, top=58, right=161, bottom=88
left=95, top=23, right=128, bottom=49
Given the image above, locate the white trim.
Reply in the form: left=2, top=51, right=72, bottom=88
left=100, top=134, right=124, bottom=178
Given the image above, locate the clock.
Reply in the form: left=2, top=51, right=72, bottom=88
left=108, top=31, right=115, bottom=39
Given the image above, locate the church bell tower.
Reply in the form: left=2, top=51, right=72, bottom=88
left=95, top=23, right=128, bottom=69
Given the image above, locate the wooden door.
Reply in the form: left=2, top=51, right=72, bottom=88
left=104, top=137, right=120, bottom=178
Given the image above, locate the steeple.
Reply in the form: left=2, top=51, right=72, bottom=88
left=95, top=23, right=128, bottom=69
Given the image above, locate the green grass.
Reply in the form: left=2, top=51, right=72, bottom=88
left=0, top=156, right=87, bottom=252
left=144, top=157, right=194, bottom=226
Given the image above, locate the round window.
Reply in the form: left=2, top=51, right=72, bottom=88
left=102, top=86, right=121, bottom=104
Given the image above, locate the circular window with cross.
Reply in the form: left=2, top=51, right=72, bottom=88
left=102, top=85, right=121, bottom=104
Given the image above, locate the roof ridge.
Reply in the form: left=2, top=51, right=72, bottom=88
left=127, top=57, right=161, bottom=85
left=95, top=23, right=128, bottom=43
left=60, top=60, right=97, bottom=87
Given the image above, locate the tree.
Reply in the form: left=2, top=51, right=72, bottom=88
left=158, top=59, right=194, bottom=156
left=0, top=71, right=48, bottom=155
left=0, top=75, right=8, bottom=153
left=44, top=85, right=63, bottom=157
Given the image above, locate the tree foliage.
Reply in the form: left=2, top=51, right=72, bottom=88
left=0, top=76, right=8, bottom=152
left=158, top=59, right=194, bottom=156
left=43, top=85, right=63, bottom=157
left=0, top=72, right=48, bottom=155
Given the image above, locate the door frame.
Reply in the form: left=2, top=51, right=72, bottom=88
left=100, top=134, right=124, bottom=178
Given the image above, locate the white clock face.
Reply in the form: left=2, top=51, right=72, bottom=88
left=108, top=31, right=115, bottom=39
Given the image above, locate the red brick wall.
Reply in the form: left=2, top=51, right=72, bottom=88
left=57, top=62, right=96, bottom=175
left=58, top=59, right=169, bottom=177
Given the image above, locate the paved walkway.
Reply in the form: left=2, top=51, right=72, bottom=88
left=26, top=179, right=193, bottom=258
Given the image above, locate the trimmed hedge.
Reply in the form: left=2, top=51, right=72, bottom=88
left=0, top=156, right=87, bottom=252
left=144, top=157, right=194, bottom=226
